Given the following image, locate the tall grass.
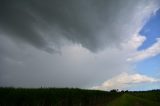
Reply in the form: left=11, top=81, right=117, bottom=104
left=0, top=87, right=120, bottom=106
left=1, top=87, right=159, bottom=106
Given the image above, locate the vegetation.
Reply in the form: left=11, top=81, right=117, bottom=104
left=0, top=87, right=120, bottom=106
left=0, top=87, right=160, bottom=106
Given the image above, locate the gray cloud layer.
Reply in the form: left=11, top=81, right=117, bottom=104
left=0, top=0, right=159, bottom=88
left=1, top=0, right=157, bottom=52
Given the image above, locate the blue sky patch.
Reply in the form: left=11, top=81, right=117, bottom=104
left=135, top=54, right=160, bottom=77
left=139, top=9, right=160, bottom=50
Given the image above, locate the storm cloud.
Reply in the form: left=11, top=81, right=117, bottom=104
left=0, top=0, right=158, bottom=52
left=0, top=0, right=160, bottom=89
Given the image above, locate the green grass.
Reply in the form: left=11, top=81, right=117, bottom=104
left=0, top=88, right=160, bottom=106
left=130, top=90, right=160, bottom=103
left=0, top=87, right=120, bottom=106
left=107, top=93, right=160, bottom=106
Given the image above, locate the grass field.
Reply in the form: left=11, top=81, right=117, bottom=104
left=0, top=88, right=160, bottom=106
left=107, top=93, right=160, bottom=106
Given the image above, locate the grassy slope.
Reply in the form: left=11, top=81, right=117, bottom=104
left=107, top=94, right=160, bottom=106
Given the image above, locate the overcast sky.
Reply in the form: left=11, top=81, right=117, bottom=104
left=0, top=0, right=160, bottom=91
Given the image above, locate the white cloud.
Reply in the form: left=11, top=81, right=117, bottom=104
left=92, top=72, right=160, bottom=91
left=128, top=37, right=160, bottom=62
left=122, top=34, right=146, bottom=50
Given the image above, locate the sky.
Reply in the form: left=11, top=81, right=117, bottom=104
left=0, top=0, right=160, bottom=91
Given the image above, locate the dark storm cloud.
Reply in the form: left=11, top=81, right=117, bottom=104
left=0, top=0, right=52, bottom=51
left=0, top=0, right=148, bottom=52
left=0, top=0, right=159, bottom=88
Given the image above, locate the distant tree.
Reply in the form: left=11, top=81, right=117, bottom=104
left=120, top=90, right=125, bottom=93
left=110, top=89, right=118, bottom=93
left=120, top=90, right=128, bottom=93
left=125, top=90, right=129, bottom=92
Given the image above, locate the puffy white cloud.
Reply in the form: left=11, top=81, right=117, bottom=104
left=92, top=72, right=160, bottom=90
